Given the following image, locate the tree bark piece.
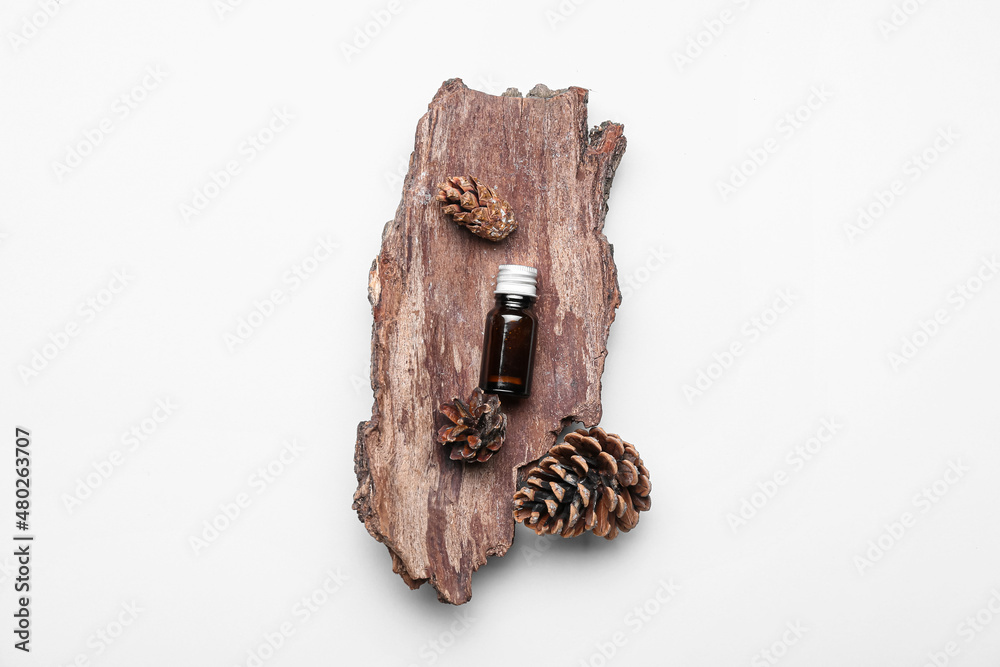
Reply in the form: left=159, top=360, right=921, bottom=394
left=353, top=78, right=626, bottom=605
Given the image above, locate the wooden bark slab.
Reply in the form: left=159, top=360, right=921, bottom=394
left=353, top=79, right=626, bottom=604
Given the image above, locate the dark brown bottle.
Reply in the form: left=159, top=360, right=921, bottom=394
left=479, top=265, right=538, bottom=398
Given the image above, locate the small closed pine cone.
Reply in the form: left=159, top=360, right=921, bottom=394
left=436, top=387, right=507, bottom=463
left=436, top=175, right=517, bottom=242
left=513, top=427, right=651, bottom=539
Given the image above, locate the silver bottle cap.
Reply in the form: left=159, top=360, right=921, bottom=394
left=495, top=264, right=538, bottom=298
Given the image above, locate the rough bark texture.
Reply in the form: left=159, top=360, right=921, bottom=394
left=353, top=78, right=626, bottom=605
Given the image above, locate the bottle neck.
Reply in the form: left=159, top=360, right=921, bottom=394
left=495, top=292, right=536, bottom=309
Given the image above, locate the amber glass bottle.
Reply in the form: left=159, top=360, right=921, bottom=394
left=479, top=265, right=539, bottom=398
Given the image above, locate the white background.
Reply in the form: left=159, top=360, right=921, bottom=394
left=2, top=0, right=999, bottom=665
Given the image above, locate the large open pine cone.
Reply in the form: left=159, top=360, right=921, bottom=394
left=436, top=175, right=517, bottom=242
left=436, top=388, right=507, bottom=463
left=514, top=427, right=651, bottom=539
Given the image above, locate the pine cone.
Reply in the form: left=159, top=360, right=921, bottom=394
left=436, top=388, right=507, bottom=463
left=513, top=427, right=651, bottom=539
left=435, top=176, right=517, bottom=242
